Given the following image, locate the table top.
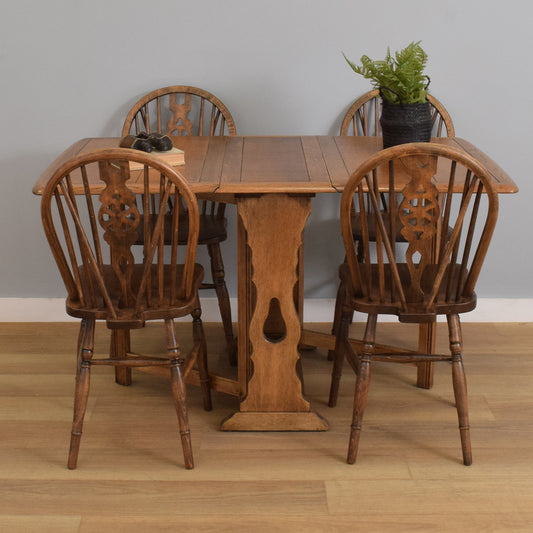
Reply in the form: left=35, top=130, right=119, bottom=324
left=33, top=136, right=518, bottom=196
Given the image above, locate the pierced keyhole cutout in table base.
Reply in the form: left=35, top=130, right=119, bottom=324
left=263, top=298, right=287, bottom=343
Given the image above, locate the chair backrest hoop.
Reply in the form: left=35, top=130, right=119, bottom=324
left=340, top=89, right=455, bottom=138
left=41, top=148, right=200, bottom=326
left=340, top=142, right=498, bottom=319
left=122, top=85, right=236, bottom=218
left=122, top=85, right=237, bottom=138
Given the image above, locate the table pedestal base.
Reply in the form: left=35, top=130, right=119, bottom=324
left=225, top=194, right=327, bottom=431
left=221, top=411, right=328, bottom=431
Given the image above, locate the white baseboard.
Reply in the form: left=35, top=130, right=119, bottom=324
left=0, top=297, right=531, bottom=322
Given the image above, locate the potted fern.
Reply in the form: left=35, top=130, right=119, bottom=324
left=343, top=41, right=432, bottom=148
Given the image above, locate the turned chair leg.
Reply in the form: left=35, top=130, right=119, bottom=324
left=328, top=280, right=345, bottom=362
left=165, top=318, right=194, bottom=469
left=208, top=243, right=236, bottom=365
left=329, top=277, right=358, bottom=406
left=447, top=314, right=472, bottom=466
left=190, top=304, right=212, bottom=412
left=169, top=360, right=194, bottom=469
left=347, top=314, right=376, bottom=464
left=111, top=329, right=132, bottom=386
left=328, top=263, right=354, bottom=362
left=328, top=288, right=352, bottom=407
left=68, top=319, right=95, bottom=469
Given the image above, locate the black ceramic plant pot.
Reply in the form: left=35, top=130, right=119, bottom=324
left=380, top=100, right=433, bottom=149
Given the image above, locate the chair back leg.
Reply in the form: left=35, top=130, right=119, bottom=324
left=328, top=281, right=352, bottom=407
left=190, top=305, right=212, bottom=411
left=111, top=329, right=132, bottom=386
left=207, top=242, right=236, bottom=365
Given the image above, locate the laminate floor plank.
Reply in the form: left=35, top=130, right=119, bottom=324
left=77, top=513, right=533, bottom=533
left=0, top=479, right=328, bottom=515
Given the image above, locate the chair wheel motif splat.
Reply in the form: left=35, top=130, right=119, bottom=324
left=339, top=89, right=455, bottom=257
left=122, top=85, right=237, bottom=365
left=41, top=148, right=212, bottom=469
left=328, top=143, right=499, bottom=465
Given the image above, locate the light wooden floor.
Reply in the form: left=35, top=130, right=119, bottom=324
left=1, top=321, right=532, bottom=532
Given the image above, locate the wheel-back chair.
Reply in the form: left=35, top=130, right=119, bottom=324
left=328, top=142, right=498, bottom=465
left=329, top=90, right=456, bottom=359
left=41, top=148, right=211, bottom=469
left=122, top=85, right=237, bottom=364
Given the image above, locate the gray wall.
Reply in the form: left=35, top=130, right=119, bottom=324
left=1, top=0, right=530, bottom=299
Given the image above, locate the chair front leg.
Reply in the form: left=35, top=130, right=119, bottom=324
left=165, top=319, right=194, bottom=469
left=347, top=313, right=376, bottom=464
left=68, top=319, right=95, bottom=469
left=447, top=314, right=472, bottom=466
left=170, top=360, right=194, bottom=470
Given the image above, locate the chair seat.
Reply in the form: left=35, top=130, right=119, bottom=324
left=136, top=213, right=227, bottom=245
left=340, top=262, right=477, bottom=322
left=66, top=263, right=204, bottom=326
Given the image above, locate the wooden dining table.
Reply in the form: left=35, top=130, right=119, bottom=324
left=34, top=135, right=518, bottom=431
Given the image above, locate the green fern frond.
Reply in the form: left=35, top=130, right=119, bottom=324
left=343, top=41, right=429, bottom=104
